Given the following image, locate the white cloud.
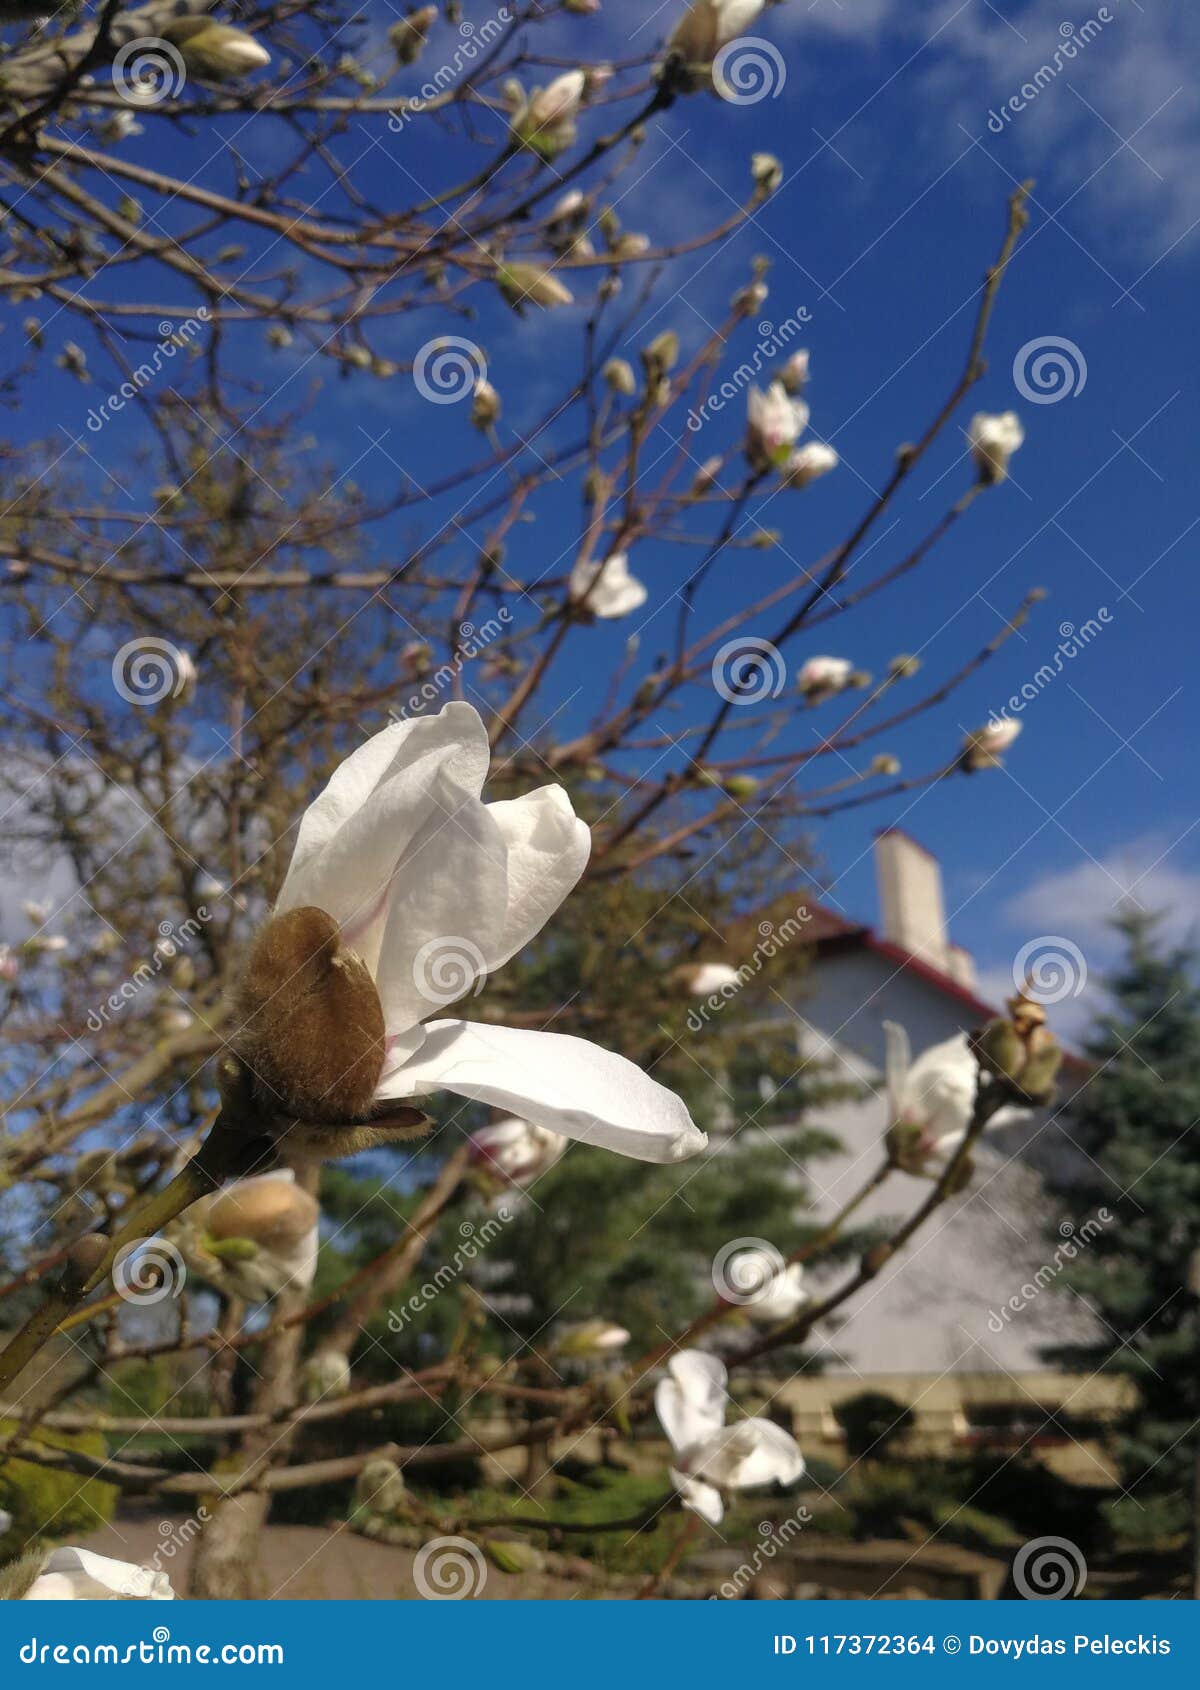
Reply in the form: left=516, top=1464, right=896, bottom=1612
left=974, top=833, right=1200, bottom=1041
left=781, top=0, right=1200, bottom=253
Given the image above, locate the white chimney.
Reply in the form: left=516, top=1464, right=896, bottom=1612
left=875, top=829, right=953, bottom=973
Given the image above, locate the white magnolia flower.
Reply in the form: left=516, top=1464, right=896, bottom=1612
left=797, top=655, right=852, bottom=697
left=781, top=441, right=837, bottom=489
left=746, top=381, right=807, bottom=470
left=178, top=1169, right=319, bottom=1303
left=655, top=1351, right=804, bottom=1525
left=669, top=0, right=766, bottom=64
left=569, top=551, right=648, bottom=619
left=23, top=1547, right=175, bottom=1601
left=884, top=1023, right=1026, bottom=1173
left=469, top=1116, right=567, bottom=1185
left=276, top=704, right=705, bottom=1166
left=687, top=962, right=741, bottom=995
left=968, top=411, right=1024, bottom=484
left=725, top=1247, right=808, bottom=1323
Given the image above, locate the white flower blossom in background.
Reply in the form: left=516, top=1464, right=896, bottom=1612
left=176, top=1169, right=319, bottom=1303
left=686, top=962, right=741, bottom=995
left=781, top=441, right=837, bottom=489
left=655, top=1351, right=804, bottom=1525
left=746, top=381, right=807, bottom=471
left=968, top=410, right=1024, bottom=484
left=270, top=703, right=706, bottom=1165
left=469, top=1116, right=567, bottom=1186
left=797, top=655, right=852, bottom=699
left=23, top=1547, right=175, bottom=1601
left=569, top=551, right=648, bottom=619
left=668, top=0, right=765, bottom=69
left=725, top=1246, right=808, bottom=1323
left=884, top=1023, right=1027, bottom=1175
left=511, top=70, right=586, bottom=158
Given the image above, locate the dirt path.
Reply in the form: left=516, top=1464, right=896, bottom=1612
left=82, top=1516, right=585, bottom=1601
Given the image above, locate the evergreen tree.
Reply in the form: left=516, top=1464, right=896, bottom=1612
left=1043, top=911, right=1200, bottom=1543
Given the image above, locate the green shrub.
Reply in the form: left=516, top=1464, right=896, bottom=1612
left=0, top=1420, right=118, bottom=1557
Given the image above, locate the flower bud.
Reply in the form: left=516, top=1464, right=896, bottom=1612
left=470, top=377, right=501, bottom=430
left=961, top=718, right=1021, bottom=772
left=968, top=410, right=1024, bottom=484
left=641, top=331, right=679, bottom=378
left=161, top=19, right=271, bottom=79
left=233, top=907, right=385, bottom=1123
left=870, top=754, right=900, bottom=777
left=779, top=350, right=809, bottom=395
left=389, top=6, right=437, bottom=64
left=691, top=455, right=722, bottom=493
left=751, top=152, right=783, bottom=195
left=496, top=264, right=574, bottom=311
left=975, top=1017, right=1026, bottom=1083
left=603, top=357, right=636, bottom=395
left=357, top=1458, right=407, bottom=1516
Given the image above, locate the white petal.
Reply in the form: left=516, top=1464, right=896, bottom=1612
left=672, top=1470, right=724, bottom=1525
left=655, top=1350, right=728, bottom=1453
left=28, top=1548, right=174, bottom=1601
left=691, top=1419, right=805, bottom=1491
left=276, top=704, right=493, bottom=1002
left=484, top=785, right=591, bottom=971
left=377, top=1020, right=707, bottom=1164
left=883, top=1019, right=910, bottom=1119
left=371, top=765, right=509, bottom=1032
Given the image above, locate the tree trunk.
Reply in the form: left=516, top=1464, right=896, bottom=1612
left=188, top=1167, right=315, bottom=1599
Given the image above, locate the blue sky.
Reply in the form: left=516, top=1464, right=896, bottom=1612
left=14, top=0, right=1200, bottom=1041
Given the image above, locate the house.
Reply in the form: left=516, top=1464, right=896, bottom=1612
left=739, top=831, right=1119, bottom=1472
